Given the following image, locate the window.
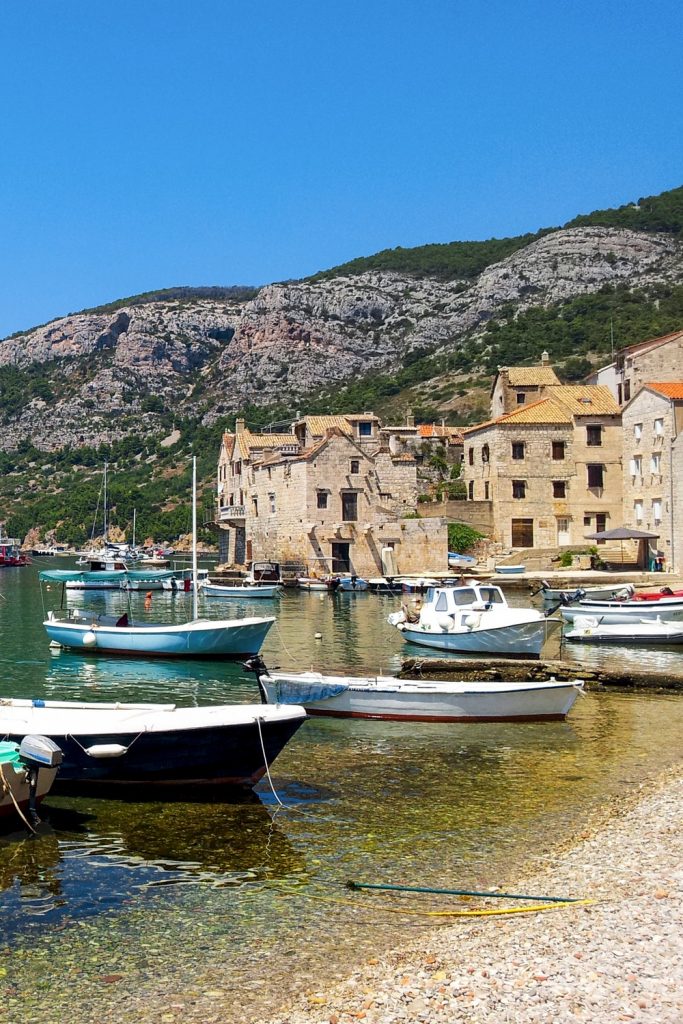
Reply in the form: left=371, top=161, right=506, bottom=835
left=512, top=479, right=526, bottom=499
left=624, top=380, right=631, bottom=402
left=552, top=440, right=565, bottom=460
left=484, top=481, right=489, bottom=499
left=634, top=500, right=643, bottom=523
left=268, top=493, right=276, bottom=514
left=350, top=459, right=360, bottom=474
left=586, top=425, right=602, bottom=447
left=468, top=481, right=474, bottom=499
left=252, top=497, right=258, bottom=517
left=516, top=392, right=526, bottom=405
left=654, top=418, right=664, bottom=437
left=584, top=516, right=592, bottom=527
left=453, top=588, right=478, bottom=606
left=358, top=421, right=372, bottom=437
left=481, top=444, right=489, bottom=463
left=468, top=447, right=474, bottom=465
left=341, top=492, right=358, bottom=521
left=511, top=518, right=534, bottom=547
left=634, top=422, right=642, bottom=441
left=650, top=453, right=661, bottom=475
left=317, top=491, right=328, bottom=509
left=435, top=592, right=450, bottom=612
left=511, top=442, right=525, bottom=460
left=587, top=464, right=604, bottom=488
left=552, top=480, right=566, bottom=498
left=652, top=499, right=662, bottom=525
left=630, top=455, right=642, bottom=477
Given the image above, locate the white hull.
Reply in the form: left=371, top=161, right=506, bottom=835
left=202, top=582, right=281, bottom=599
left=561, top=599, right=683, bottom=624
left=0, top=749, right=58, bottom=821
left=262, top=672, right=583, bottom=721
left=564, top=616, right=683, bottom=644
left=541, top=583, right=635, bottom=602
left=397, top=617, right=557, bottom=656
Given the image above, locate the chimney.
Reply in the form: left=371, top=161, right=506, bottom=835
left=235, top=418, right=245, bottom=434
left=541, top=351, right=549, bottom=366
left=406, top=407, right=415, bottom=429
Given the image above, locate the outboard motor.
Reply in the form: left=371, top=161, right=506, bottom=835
left=17, top=735, right=63, bottom=827
left=242, top=655, right=272, bottom=704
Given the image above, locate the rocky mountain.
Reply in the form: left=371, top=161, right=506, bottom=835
left=2, top=189, right=683, bottom=459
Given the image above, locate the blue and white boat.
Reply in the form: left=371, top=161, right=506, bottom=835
left=41, top=459, right=275, bottom=659
left=43, top=608, right=275, bottom=658
left=0, top=698, right=306, bottom=794
left=200, top=580, right=282, bottom=599
left=388, top=581, right=559, bottom=657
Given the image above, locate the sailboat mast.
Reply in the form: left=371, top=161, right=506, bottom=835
left=192, top=457, right=198, bottom=620
left=103, top=462, right=108, bottom=544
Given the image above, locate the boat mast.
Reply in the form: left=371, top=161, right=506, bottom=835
left=192, top=456, right=198, bottom=620
left=132, top=508, right=136, bottom=549
left=103, top=462, right=108, bottom=545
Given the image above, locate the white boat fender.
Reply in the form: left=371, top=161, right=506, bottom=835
left=84, top=744, right=129, bottom=758
left=464, top=612, right=482, bottom=629
left=314, top=632, right=322, bottom=640
left=82, top=630, right=97, bottom=646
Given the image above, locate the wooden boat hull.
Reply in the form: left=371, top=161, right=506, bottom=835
left=262, top=673, right=582, bottom=722
left=44, top=614, right=274, bottom=658
left=0, top=701, right=306, bottom=792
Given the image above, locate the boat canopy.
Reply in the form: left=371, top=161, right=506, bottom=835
left=39, top=569, right=176, bottom=584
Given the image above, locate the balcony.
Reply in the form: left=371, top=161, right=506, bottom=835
left=217, top=505, right=247, bottom=523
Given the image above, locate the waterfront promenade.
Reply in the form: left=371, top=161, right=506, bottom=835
left=254, top=766, right=682, bottom=1024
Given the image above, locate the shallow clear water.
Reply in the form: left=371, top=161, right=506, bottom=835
left=1, top=563, right=682, bottom=1020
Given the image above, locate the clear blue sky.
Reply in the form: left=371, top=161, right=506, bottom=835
left=1, top=0, right=681, bottom=339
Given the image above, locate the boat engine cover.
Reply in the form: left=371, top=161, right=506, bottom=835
left=19, top=734, right=63, bottom=769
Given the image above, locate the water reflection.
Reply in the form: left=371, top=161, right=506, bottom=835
left=0, top=798, right=303, bottom=942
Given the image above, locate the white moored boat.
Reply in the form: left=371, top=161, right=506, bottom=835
left=201, top=580, right=281, bottom=599
left=243, top=658, right=583, bottom=722
left=560, top=594, right=683, bottom=624
left=387, top=582, right=559, bottom=657
left=539, top=581, right=636, bottom=603
left=564, top=615, right=683, bottom=645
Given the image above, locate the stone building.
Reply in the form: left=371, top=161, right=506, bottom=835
left=490, top=353, right=561, bottom=417
left=215, top=416, right=446, bottom=576
left=622, top=382, right=683, bottom=570
left=587, top=329, right=683, bottom=405
left=462, top=385, right=622, bottom=550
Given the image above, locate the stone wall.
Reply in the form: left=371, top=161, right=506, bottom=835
left=623, top=388, right=675, bottom=566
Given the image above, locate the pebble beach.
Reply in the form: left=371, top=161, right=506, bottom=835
left=253, top=767, right=682, bottom=1024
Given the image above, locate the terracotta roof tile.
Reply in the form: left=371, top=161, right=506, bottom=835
left=645, top=382, right=683, bottom=400
left=505, top=366, right=561, bottom=386
left=546, top=385, right=621, bottom=416
left=301, top=415, right=354, bottom=437
left=463, top=399, right=571, bottom=434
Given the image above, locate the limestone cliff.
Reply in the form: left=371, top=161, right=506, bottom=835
left=1, top=226, right=682, bottom=451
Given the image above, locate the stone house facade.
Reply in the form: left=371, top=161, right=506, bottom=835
left=588, top=330, right=683, bottom=405
left=490, top=354, right=561, bottom=417
left=462, top=386, right=622, bottom=550
left=622, top=382, right=683, bottom=570
left=215, top=417, right=446, bottom=575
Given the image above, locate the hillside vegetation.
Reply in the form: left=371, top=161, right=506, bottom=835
left=1, top=184, right=682, bottom=546
left=311, top=185, right=683, bottom=283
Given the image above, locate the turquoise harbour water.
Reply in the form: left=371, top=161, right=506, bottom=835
left=1, top=563, right=683, bottom=1021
